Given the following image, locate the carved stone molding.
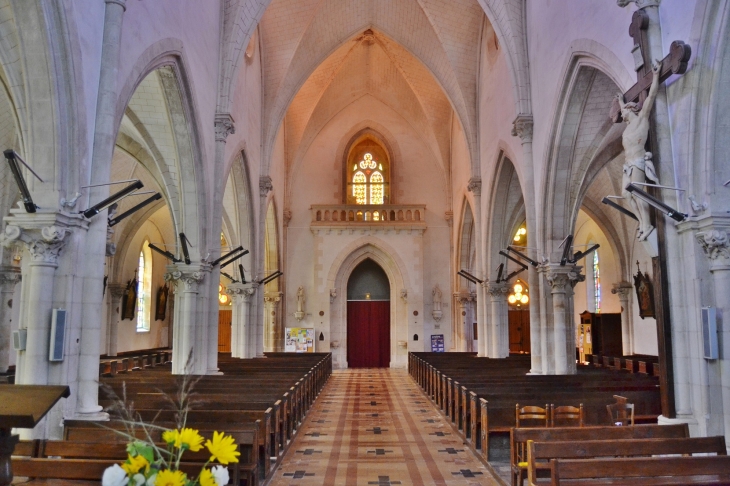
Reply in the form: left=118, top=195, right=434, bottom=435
left=226, top=282, right=257, bottom=303
left=264, top=291, right=282, bottom=304
left=259, top=176, right=273, bottom=197
left=283, top=209, right=292, bottom=227
left=0, top=223, right=70, bottom=265
left=214, top=113, right=235, bottom=142
left=444, top=210, right=453, bottom=227
left=400, top=289, right=408, bottom=303
left=467, top=177, right=482, bottom=196
left=0, top=266, right=21, bottom=286
left=617, top=0, right=661, bottom=8
left=106, top=283, right=126, bottom=299
left=454, top=291, right=475, bottom=306
left=696, top=230, right=730, bottom=262
left=545, top=264, right=585, bottom=293
left=164, top=263, right=210, bottom=292
left=329, top=288, right=337, bottom=303
left=511, top=114, right=534, bottom=142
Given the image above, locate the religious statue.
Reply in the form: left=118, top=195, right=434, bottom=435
left=432, top=285, right=443, bottom=321
left=294, top=286, right=305, bottom=321
left=616, top=59, right=661, bottom=241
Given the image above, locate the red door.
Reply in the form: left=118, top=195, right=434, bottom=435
left=347, top=301, right=390, bottom=368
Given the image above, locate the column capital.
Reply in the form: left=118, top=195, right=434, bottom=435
left=164, top=263, right=210, bottom=291
left=511, top=114, right=534, bottom=142
left=454, top=291, right=475, bottom=305
left=214, top=113, right=236, bottom=142
left=696, top=229, right=730, bottom=268
left=543, top=263, right=584, bottom=292
left=611, top=281, right=634, bottom=298
left=226, top=282, right=258, bottom=303
left=260, top=176, right=273, bottom=197
left=486, top=281, right=510, bottom=296
left=329, top=288, right=337, bottom=303
left=106, top=283, right=127, bottom=299
left=617, top=0, right=660, bottom=8
left=264, top=291, right=282, bottom=304
left=0, top=266, right=20, bottom=286
left=467, top=177, right=482, bottom=196
left=0, top=210, right=87, bottom=266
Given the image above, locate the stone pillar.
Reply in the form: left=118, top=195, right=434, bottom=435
left=75, top=0, right=127, bottom=420
left=454, top=292, right=473, bottom=352
left=264, top=291, right=282, bottom=352
left=0, top=266, right=20, bottom=373
left=467, top=177, right=487, bottom=357
left=105, top=283, right=125, bottom=356
left=696, top=229, right=730, bottom=441
left=512, top=115, right=542, bottom=373
left=164, top=263, right=210, bottom=374
left=611, top=282, right=634, bottom=355
left=487, top=281, right=510, bottom=358
left=545, top=264, right=584, bottom=375
left=226, top=282, right=257, bottom=358
left=256, top=176, right=273, bottom=357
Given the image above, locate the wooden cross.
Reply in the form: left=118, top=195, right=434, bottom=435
left=610, top=9, right=691, bottom=122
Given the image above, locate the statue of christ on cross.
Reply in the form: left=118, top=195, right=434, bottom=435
left=616, top=59, right=661, bottom=241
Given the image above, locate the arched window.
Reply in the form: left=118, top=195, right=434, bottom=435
left=346, top=137, right=390, bottom=205
left=593, top=250, right=601, bottom=313
left=136, top=242, right=153, bottom=332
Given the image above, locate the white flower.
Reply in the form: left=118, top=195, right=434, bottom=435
left=132, top=473, right=146, bottom=486
left=211, top=465, right=230, bottom=485
left=145, top=474, right=157, bottom=486
left=102, top=464, right=129, bottom=486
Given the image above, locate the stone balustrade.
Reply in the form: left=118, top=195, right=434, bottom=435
left=311, top=204, right=426, bottom=224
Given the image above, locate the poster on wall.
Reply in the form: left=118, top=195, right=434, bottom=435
left=285, top=328, right=315, bottom=353
left=431, top=334, right=445, bottom=352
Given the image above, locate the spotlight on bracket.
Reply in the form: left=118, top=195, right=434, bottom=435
left=559, top=234, right=574, bottom=266
left=148, top=242, right=181, bottom=263
left=108, top=192, right=162, bottom=227
left=498, top=250, right=529, bottom=282
left=625, top=183, right=687, bottom=222
left=211, top=246, right=244, bottom=266
left=258, top=270, right=283, bottom=285
left=4, top=150, right=42, bottom=213
left=239, top=264, right=247, bottom=284
left=217, top=248, right=249, bottom=269
left=82, top=180, right=143, bottom=219
left=179, top=233, right=192, bottom=265
left=495, top=263, right=504, bottom=283
left=570, top=244, right=600, bottom=264
left=457, top=269, right=483, bottom=284
left=505, top=246, right=539, bottom=267
left=601, top=197, right=638, bottom=221
left=220, top=271, right=238, bottom=283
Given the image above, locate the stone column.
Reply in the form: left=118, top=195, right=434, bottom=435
left=487, top=281, right=510, bottom=358
left=545, top=264, right=584, bottom=375
left=512, top=115, right=542, bottom=373
left=256, top=176, right=273, bottom=357
left=264, top=291, right=282, bottom=352
left=454, top=292, right=473, bottom=352
left=105, top=283, right=125, bottom=356
left=467, top=177, right=487, bottom=357
left=226, top=282, right=257, bottom=358
left=164, top=263, right=210, bottom=374
left=0, top=266, right=20, bottom=373
left=696, top=229, right=730, bottom=441
left=611, top=282, right=634, bottom=355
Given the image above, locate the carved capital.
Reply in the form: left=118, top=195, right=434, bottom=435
left=545, top=264, right=584, bottom=293
left=400, top=289, right=408, bottom=303
left=164, top=264, right=209, bottom=292
left=259, top=176, right=273, bottom=197
left=617, top=0, right=661, bottom=8
left=107, top=283, right=127, bottom=299
left=283, top=209, right=292, bottom=227
left=0, top=266, right=21, bottom=286
left=444, top=210, right=453, bottom=227
left=487, top=281, right=510, bottom=297
left=264, top=291, right=282, bottom=304
left=511, top=114, right=534, bottom=142
left=226, top=283, right=257, bottom=303
left=467, top=177, right=482, bottom=196
left=454, top=291, right=475, bottom=306
left=696, top=230, right=730, bottom=262
left=329, top=288, right=337, bottom=303
left=611, top=282, right=633, bottom=299
left=1, top=224, right=70, bottom=265
left=214, top=113, right=235, bottom=142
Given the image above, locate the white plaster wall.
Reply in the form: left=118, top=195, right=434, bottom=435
left=629, top=237, right=659, bottom=356
left=284, top=94, right=452, bottom=366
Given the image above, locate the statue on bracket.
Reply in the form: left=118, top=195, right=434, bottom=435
left=295, top=286, right=305, bottom=321
left=617, top=59, right=661, bottom=241
left=432, top=285, right=443, bottom=321
left=155, top=284, right=169, bottom=321
left=121, top=270, right=138, bottom=320
left=633, top=261, right=655, bottom=319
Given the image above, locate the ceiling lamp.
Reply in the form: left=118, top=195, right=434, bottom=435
left=218, top=284, right=230, bottom=305
left=513, top=225, right=527, bottom=243
left=508, top=279, right=529, bottom=307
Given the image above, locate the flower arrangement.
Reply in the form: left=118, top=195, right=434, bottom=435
left=99, top=355, right=240, bottom=486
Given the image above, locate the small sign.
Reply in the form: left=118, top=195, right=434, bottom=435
left=285, top=327, right=315, bottom=353
left=431, top=334, right=445, bottom=352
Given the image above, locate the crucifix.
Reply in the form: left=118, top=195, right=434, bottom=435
left=610, top=5, right=692, bottom=420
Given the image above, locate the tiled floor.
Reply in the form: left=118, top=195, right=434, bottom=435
left=268, top=368, right=501, bottom=486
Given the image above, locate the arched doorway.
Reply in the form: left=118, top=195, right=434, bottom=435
left=347, top=259, right=390, bottom=368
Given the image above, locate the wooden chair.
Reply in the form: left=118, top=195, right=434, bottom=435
left=551, top=404, right=583, bottom=427
left=607, top=395, right=634, bottom=426
left=515, top=403, right=550, bottom=428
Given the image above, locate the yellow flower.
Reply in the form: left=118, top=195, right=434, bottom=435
left=162, top=429, right=177, bottom=446
left=205, top=431, right=240, bottom=465
left=199, top=468, right=216, bottom=486
left=174, top=428, right=204, bottom=452
left=155, top=470, right=186, bottom=486
left=122, top=454, right=149, bottom=475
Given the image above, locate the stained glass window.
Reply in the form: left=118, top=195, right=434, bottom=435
left=136, top=246, right=152, bottom=332
left=593, top=250, right=601, bottom=313
left=353, top=171, right=367, bottom=204
left=370, top=171, right=384, bottom=204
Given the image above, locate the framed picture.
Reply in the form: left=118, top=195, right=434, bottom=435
left=633, top=263, right=655, bottom=319
left=155, top=284, right=169, bottom=321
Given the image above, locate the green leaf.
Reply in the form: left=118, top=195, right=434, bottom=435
left=129, top=440, right=155, bottom=463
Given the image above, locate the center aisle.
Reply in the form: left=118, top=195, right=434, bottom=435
left=268, top=368, right=501, bottom=485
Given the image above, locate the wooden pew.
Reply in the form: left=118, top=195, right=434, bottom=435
left=549, top=456, right=730, bottom=485
left=509, top=424, right=690, bottom=486
left=527, top=436, right=727, bottom=485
